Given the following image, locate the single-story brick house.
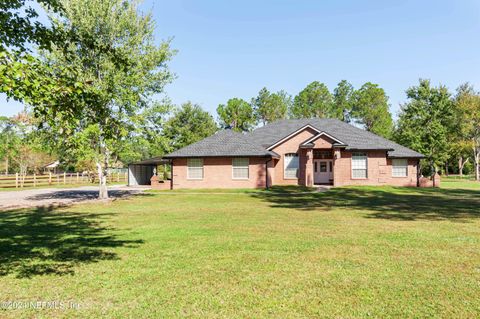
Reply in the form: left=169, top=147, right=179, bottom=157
left=129, top=118, right=429, bottom=189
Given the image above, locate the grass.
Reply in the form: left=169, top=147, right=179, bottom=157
left=442, top=175, right=480, bottom=190
left=0, top=184, right=480, bottom=318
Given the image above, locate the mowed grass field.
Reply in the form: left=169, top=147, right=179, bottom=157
left=1, top=182, right=480, bottom=318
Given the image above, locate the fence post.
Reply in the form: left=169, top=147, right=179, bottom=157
left=15, top=173, right=18, bottom=188
left=49, top=172, right=52, bottom=185
left=63, top=172, right=66, bottom=184
left=77, top=172, right=79, bottom=183
left=33, top=173, right=36, bottom=187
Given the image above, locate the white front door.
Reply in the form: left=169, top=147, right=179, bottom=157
left=314, top=159, right=333, bottom=184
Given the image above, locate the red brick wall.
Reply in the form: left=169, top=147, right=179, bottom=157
left=169, top=133, right=421, bottom=189
left=151, top=180, right=171, bottom=190
left=270, top=127, right=317, bottom=186
left=172, top=157, right=267, bottom=189
left=312, top=135, right=334, bottom=148
left=333, top=150, right=418, bottom=187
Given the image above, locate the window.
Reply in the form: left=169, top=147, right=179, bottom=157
left=284, top=153, right=299, bottom=179
left=392, top=159, right=408, bottom=177
left=352, top=152, right=367, bottom=179
left=232, top=158, right=249, bottom=179
left=320, top=162, right=327, bottom=172
left=313, top=150, right=333, bottom=159
left=187, top=158, right=203, bottom=179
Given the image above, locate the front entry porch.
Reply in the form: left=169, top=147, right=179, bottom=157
left=313, top=159, right=333, bottom=185
left=300, top=148, right=336, bottom=187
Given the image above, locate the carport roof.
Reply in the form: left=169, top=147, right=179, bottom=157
left=129, top=156, right=170, bottom=165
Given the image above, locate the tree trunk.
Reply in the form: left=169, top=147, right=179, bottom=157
left=96, top=132, right=110, bottom=199
left=431, top=162, right=436, bottom=188
left=475, top=150, right=480, bottom=182
left=458, top=156, right=469, bottom=177
left=474, top=140, right=480, bottom=181
left=4, top=156, right=8, bottom=175
left=97, top=162, right=108, bottom=199
left=458, top=157, right=463, bottom=177
left=445, top=162, right=449, bottom=176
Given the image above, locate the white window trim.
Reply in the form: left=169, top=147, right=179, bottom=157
left=232, top=158, right=249, bottom=180
left=351, top=152, right=368, bottom=179
left=284, top=153, right=299, bottom=179
left=392, top=159, right=408, bottom=177
left=187, top=158, right=204, bottom=180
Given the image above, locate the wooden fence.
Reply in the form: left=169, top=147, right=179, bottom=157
left=0, top=172, right=128, bottom=189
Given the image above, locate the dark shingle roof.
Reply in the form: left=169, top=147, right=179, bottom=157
left=163, top=129, right=277, bottom=158
left=163, top=118, right=424, bottom=159
left=247, top=118, right=424, bottom=158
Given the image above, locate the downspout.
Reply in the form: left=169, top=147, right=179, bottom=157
left=170, top=159, right=174, bottom=190
left=416, top=159, right=420, bottom=187
left=265, top=157, right=272, bottom=190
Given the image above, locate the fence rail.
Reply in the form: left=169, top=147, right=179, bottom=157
left=0, top=172, right=128, bottom=189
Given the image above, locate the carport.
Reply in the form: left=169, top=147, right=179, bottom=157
left=128, top=156, right=170, bottom=186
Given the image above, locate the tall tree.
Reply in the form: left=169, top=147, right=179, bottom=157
left=0, top=116, right=20, bottom=174
left=251, top=87, right=291, bottom=125
left=0, top=112, right=54, bottom=176
left=290, top=81, right=336, bottom=119
left=455, top=83, right=480, bottom=181
left=40, top=0, right=174, bottom=199
left=127, top=100, right=173, bottom=159
left=352, top=82, right=393, bottom=138
left=217, top=98, right=256, bottom=131
left=1, top=0, right=62, bottom=51
left=0, top=0, right=102, bottom=124
left=333, top=80, right=354, bottom=122
left=395, top=79, right=454, bottom=184
left=449, top=140, right=473, bottom=176
left=164, top=102, right=217, bottom=151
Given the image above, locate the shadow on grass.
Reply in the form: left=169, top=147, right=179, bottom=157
left=0, top=205, right=143, bottom=278
left=252, top=186, right=480, bottom=221
left=25, top=189, right=145, bottom=201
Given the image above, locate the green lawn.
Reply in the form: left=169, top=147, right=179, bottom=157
left=1, top=184, right=480, bottom=318
left=442, top=175, right=480, bottom=190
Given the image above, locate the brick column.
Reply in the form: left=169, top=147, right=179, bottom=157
left=333, top=148, right=341, bottom=187
left=305, top=149, right=313, bottom=187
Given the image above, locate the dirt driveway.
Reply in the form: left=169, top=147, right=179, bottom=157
left=0, top=185, right=148, bottom=210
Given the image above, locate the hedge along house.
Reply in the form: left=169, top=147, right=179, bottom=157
left=154, top=118, right=429, bottom=189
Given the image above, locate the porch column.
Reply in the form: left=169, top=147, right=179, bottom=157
left=305, top=149, right=313, bottom=187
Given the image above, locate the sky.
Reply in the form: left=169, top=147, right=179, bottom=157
left=2, top=0, right=480, bottom=120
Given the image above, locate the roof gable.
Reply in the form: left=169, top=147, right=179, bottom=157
left=301, top=131, right=346, bottom=146
left=266, top=124, right=322, bottom=151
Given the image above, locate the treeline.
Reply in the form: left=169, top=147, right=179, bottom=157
left=396, top=80, right=480, bottom=179
left=217, top=81, right=393, bottom=138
